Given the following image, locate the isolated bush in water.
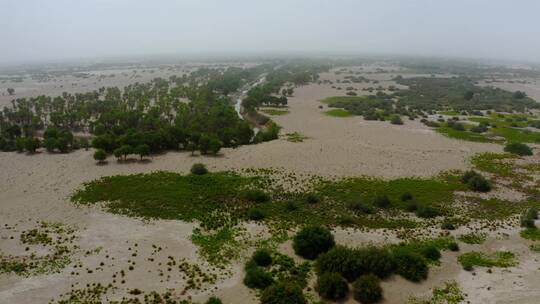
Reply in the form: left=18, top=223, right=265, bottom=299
left=293, top=226, right=335, bottom=260
left=352, top=274, right=383, bottom=304
left=260, top=282, right=307, bottom=304
left=190, top=163, right=208, bottom=175
left=93, top=149, right=107, bottom=163
left=504, top=143, right=533, bottom=156
left=316, top=272, right=349, bottom=300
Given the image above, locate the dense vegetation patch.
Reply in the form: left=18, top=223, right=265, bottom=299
left=458, top=251, right=517, bottom=270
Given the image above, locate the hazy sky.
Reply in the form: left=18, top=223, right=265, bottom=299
left=2, top=0, right=540, bottom=64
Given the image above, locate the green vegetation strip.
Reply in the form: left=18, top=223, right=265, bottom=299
left=458, top=251, right=517, bottom=270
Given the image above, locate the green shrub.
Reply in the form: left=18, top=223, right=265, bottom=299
left=400, top=192, right=413, bottom=201
left=448, top=242, right=460, bottom=252
left=286, top=201, right=299, bottom=211
left=467, top=175, right=491, bottom=192
left=405, top=201, right=418, bottom=212
left=441, top=220, right=456, bottom=230
left=252, top=249, right=272, bottom=267
left=190, top=163, right=208, bottom=175
left=93, top=149, right=107, bottom=163
left=352, top=274, right=383, bottom=304
left=247, top=208, right=265, bottom=221
left=373, top=195, right=391, bottom=209
left=244, top=266, right=273, bottom=289
left=392, top=249, right=428, bottom=282
left=421, top=245, right=441, bottom=261
left=390, top=115, right=404, bottom=125
left=504, top=143, right=533, bottom=156
left=348, top=201, right=374, bottom=214
left=293, top=226, right=335, bottom=260
left=205, top=297, right=223, bottom=304
left=415, top=205, right=442, bottom=218
left=521, top=208, right=538, bottom=228
left=316, top=272, right=349, bottom=300
left=242, top=189, right=270, bottom=203
left=305, top=193, right=320, bottom=204
left=316, top=246, right=396, bottom=282
left=260, top=282, right=307, bottom=304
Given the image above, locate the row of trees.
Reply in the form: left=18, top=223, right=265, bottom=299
left=0, top=64, right=278, bottom=157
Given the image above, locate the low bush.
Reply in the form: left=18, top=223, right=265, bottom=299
left=373, top=195, right=391, bottom=209
left=205, top=297, right=223, bottom=304
left=504, top=143, right=533, bottom=156
left=244, top=266, right=274, bottom=289
left=392, top=249, right=428, bottom=282
left=415, top=205, right=442, bottom=218
left=242, top=189, right=270, bottom=203
left=352, top=274, right=383, bottom=304
left=316, top=246, right=395, bottom=282
left=190, top=163, right=208, bottom=175
left=252, top=249, right=272, bottom=267
left=305, top=193, right=320, bottom=204
left=421, top=245, right=441, bottom=261
left=293, top=226, right=335, bottom=260
left=348, top=201, right=374, bottom=214
left=400, top=192, right=413, bottom=201
left=316, top=272, right=349, bottom=300
left=247, top=208, right=265, bottom=221
left=461, top=170, right=491, bottom=192
left=260, top=282, right=307, bottom=304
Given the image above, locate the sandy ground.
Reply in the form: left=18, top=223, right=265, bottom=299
left=1, top=65, right=536, bottom=304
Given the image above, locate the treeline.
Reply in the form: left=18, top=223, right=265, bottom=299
left=0, top=65, right=277, bottom=157
left=243, top=63, right=329, bottom=110
left=394, top=76, right=539, bottom=112
left=325, top=76, right=538, bottom=122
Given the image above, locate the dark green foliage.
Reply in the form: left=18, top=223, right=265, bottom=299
left=348, top=201, right=374, bottom=214
left=390, top=115, right=403, bottom=125
left=93, top=149, right=107, bottom=163
left=421, top=245, right=441, bottom=261
left=504, top=143, right=533, bottom=156
left=134, top=144, right=150, bottom=160
left=461, top=170, right=491, bottom=192
left=305, top=193, right=320, bottom=204
left=521, top=207, right=538, bottom=228
left=316, top=272, right=349, bottom=300
left=286, top=201, right=299, bottom=211
left=242, top=189, right=270, bottom=203
left=467, top=175, right=491, bottom=192
left=205, top=297, right=223, bottom=304
left=315, top=246, right=396, bottom=282
left=392, top=249, right=428, bottom=282
left=448, top=242, right=460, bottom=252
left=244, top=266, right=274, bottom=289
left=252, top=249, right=272, bottom=267
left=352, top=274, right=383, bottom=304
left=23, top=137, right=40, bottom=153
left=374, top=195, right=391, bottom=209
left=400, top=192, right=413, bottom=201
left=190, top=163, right=208, bottom=175
left=415, top=205, right=442, bottom=218
left=394, top=77, right=539, bottom=112
left=247, top=208, right=265, bottom=221
left=293, top=226, right=335, bottom=260
left=260, top=282, right=307, bottom=304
